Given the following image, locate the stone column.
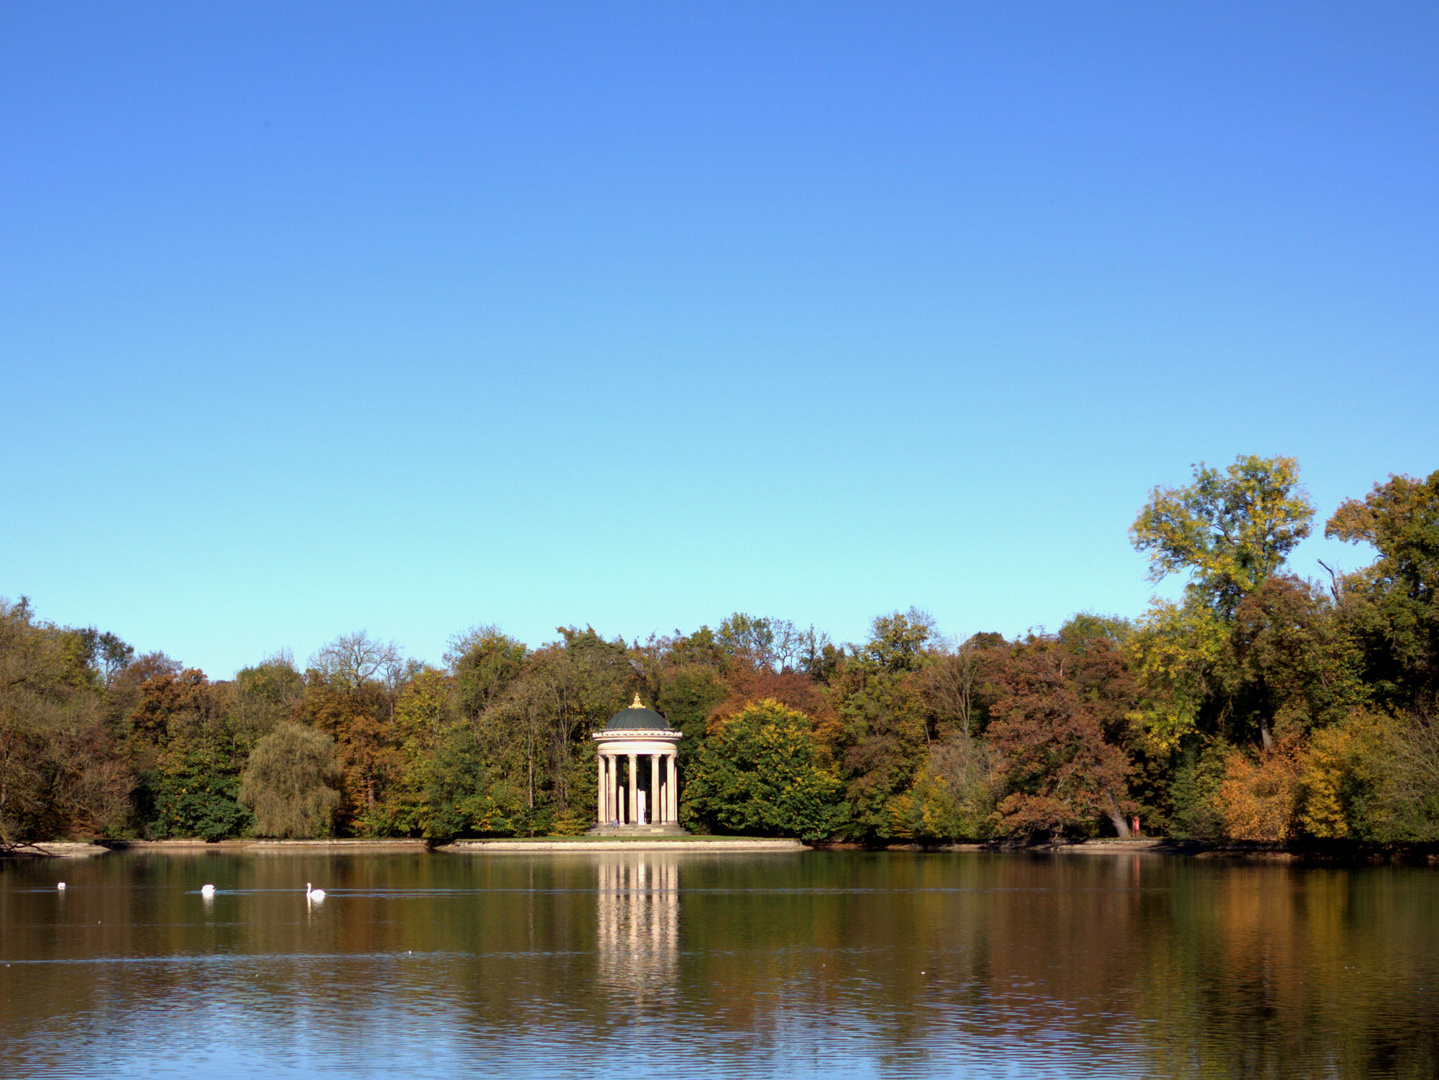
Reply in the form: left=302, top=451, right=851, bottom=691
left=616, top=754, right=623, bottom=824
left=667, top=752, right=678, bottom=823
left=613, top=753, right=624, bottom=822
left=628, top=753, right=637, bottom=827
left=649, top=754, right=660, bottom=824
left=604, top=754, right=614, bottom=823
left=596, top=752, right=605, bottom=824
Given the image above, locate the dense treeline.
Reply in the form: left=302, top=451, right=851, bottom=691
left=3, top=456, right=1437, bottom=847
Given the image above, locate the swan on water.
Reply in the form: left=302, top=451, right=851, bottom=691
left=56, top=882, right=65, bottom=890
left=306, top=882, right=326, bottom=901
left=200, top=884, right=216, bottom=897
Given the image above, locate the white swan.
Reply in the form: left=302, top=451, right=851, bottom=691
left=200, top=883, right=216, bottom=897
left=56, top=882, right=65, bottom=891
left=305, top=882, right=326, bottom=901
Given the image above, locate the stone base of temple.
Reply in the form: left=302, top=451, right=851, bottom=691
left=586, top=823, right=689, bottom=837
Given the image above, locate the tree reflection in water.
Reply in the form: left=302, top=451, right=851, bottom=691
left=2, top=851, right=1439, bottom=1078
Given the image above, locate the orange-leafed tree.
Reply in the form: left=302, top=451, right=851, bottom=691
left=987, top=635, right=1137, bottom=840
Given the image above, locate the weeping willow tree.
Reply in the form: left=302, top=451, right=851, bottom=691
left=238, top=723, right=342, bottom=837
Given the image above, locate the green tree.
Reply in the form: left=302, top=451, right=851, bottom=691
left=815, top=611, right=937, bottom=840
left=75, top=627, right=135, bottom=688
left=1131, top=454, right=1314, bottom=617
left=238, top=723, right=343, bottom=838
left=1363, top=705, right=1439, bottom=841
left=382, top=668, right=452, bottom=834
left=907, top=731, right=999, bottom=841
left=863, top=608, right=937, bottom=673
left=717, top=613, right=779, bottom=668
left=1218, top=575, right=1367, bottom=749
left=1058, top=612, right=1134, bottom=652
left=446, top=626, right=528, bottom=719
left=1326, top=469, right=1439, bottom=702
left=230, top=652, right=305, bottom=751
left=417, top=721, right=524, bottom=838
left=682, top=699, right=844, bottom=839
left=656, top=663, right=727, bottom=758
left=126, top=668, right=249, bottom=839
left=151, top=741, right=251, bottom=840
left=1124, top=456, right=1317, bottom=806
left=501, top=635, right=627, bottom=833
left=826, top=660, right=928, bottom=839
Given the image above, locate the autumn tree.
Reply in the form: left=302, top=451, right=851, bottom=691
left=986, top=635, right=1138, bottom=840
left=0, top=599, right=131, bottom=844
left=296, top=671, right=395, bottom=834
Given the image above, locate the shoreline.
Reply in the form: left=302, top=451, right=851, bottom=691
left=3, top=838, right=432, bottom=858
left=822, top=837, right=1439, bottom=865
left=3, top=836, right=806, bottom=858
left=7, top=835, right=1437, bottom=864
left=439, top=837, right=805, bottom=853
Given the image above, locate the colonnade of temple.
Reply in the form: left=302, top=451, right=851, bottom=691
left=597, top=750, right=678, bottom=826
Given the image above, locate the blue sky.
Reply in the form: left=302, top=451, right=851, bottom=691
left=3, top=2, right=1436, bottom=676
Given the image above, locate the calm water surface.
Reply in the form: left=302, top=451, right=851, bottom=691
left=2, top=850, right=1436, bottom=1078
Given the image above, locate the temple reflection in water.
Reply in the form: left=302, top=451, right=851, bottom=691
left=595, top=854, right=680, bottom=1007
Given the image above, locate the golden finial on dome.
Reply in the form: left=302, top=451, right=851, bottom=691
left=631, top=692, right=644, bottom=709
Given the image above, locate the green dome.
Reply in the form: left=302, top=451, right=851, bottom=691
left=604, top=694, right=673, bottom=731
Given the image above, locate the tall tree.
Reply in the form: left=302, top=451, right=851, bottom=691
left=229, top=652, right=305, bottom=752
left=1131, top=454, right=1314, bottom=617
left=1219, top=575, right=1367, bottom=749
left=863, top=609, right=937, bottom=673
left=446, top=626, right=528, bottom=719
left=819, top=612, right=936, bottom=839
left=309, top=631, right=403, bottom=692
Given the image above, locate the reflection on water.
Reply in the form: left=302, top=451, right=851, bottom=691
left=2, top=850, right=1438, bottom=1078
left=597, top=856, right=679, bottom=1010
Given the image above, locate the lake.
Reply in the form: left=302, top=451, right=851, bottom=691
left=2, top=849, right=1437, bottom=1078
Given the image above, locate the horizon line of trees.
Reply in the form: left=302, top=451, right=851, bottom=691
left=3, top=455, right=1437, bottom=848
